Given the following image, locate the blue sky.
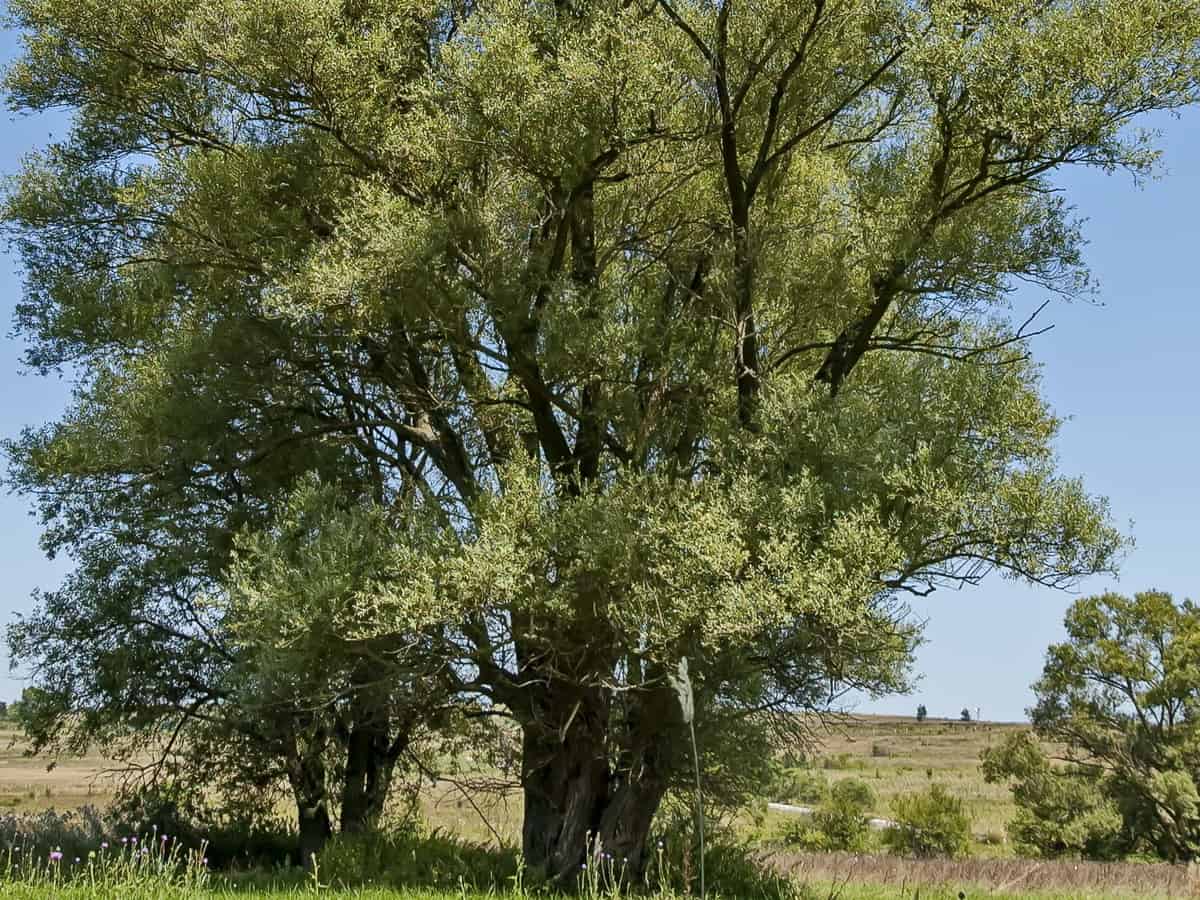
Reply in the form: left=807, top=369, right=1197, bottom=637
left=1, top=26, right=1198, bottom=721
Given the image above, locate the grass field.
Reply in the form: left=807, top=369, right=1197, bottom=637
left=768, top=715, right=1031, bottom=843
left=0, top=716, right=1018, bottom=824
left=0, top=716, right=1189, bottom=899
left=0, top=888, right=1189, bottom=900
left=0, top=725, right=123, bottom=814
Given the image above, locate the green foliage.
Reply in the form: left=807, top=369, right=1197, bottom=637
left=916, top=705, right=927, bottom=723
left=786, top=779, right=876, bottom=852
left=0, top=821, right=210, bottom=894
left=766, top=765, right=829, bottom=805
left=646, top=820, right=799, bottom=900
left=983, top=592, right=1200, bottom=861
left=315, top=829, right=518, bottom=892
left=883, top=784, right=973, bottom=858
left=982, top=733, right=1123, bottom=860
left=0, top=808, right=108, bottom=865
left=106, top=783, right=297, bottom=871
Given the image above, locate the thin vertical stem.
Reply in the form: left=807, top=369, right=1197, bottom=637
left=689, top=718, right=704, bottom=900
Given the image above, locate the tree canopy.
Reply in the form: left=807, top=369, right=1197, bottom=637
left=4, top=0, right=1196, bottom=876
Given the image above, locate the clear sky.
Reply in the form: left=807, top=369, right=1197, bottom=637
left=1, top=25, right=1198, bottom=721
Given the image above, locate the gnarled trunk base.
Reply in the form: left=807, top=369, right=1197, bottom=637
left=518, top=684, right=674, bottom=884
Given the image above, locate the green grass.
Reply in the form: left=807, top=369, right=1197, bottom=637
left=0, top=884, right=1175, bottom=899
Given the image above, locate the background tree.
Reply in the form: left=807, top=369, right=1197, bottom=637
left=916, top=705, right=928, bottom=723
left=984, top=591, right=1200, bottom=861
left=982, top=731, right=1123, bottom=859
left=5, top=0, right=1195, bottom=878
left=3, top=321, right=445, bottom=856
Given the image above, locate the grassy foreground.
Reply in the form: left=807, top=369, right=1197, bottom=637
left=0, top=884, right=1181, bottom=899
left=0, top=716, right=1187, bottom=899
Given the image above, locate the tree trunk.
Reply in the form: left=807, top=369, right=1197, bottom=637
left=596, top=767, right=668, bottom=876
left=517, top=675, right=678, bottom=883
left=519, top=685, right=611, bottom=881
left=290, top=765, right=333, bottom=868
left=339, top=694, right=404, bottom=834
left=287, top=724, right=333, bottom=868
left=597, top=681, right=676, bottom=877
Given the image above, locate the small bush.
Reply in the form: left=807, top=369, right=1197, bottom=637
left=783, top=779, right=875, bottom=853
left=768, top=767, right=829, bottom=805
left=883, top=784, right=973, bottom=858
left=916, top=705, right=928, bottom=722
left=0, top=807, right=107, bottom=862
left=981, top=732, right=1124, bottom=860
left=820, top=752, right=864, bottom=771
left=650, top=810, right=798, bottom=900
left=815, top=779, right=875, bottom=852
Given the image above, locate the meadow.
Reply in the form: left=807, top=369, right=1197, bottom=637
left=759, top=715, right=1028, bottom=844
left=0, top=715, right=1192, bottom=899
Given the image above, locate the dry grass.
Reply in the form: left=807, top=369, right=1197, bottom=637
left=0, top=725, right=124, bottom=814
left=781, top=715, right=1036, bottom=843
left=770, top=850, right=1199, bottom=897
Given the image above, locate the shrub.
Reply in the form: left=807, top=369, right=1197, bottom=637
left=820, top=752, right=863, bottom=771
left=804, top=779, right=875, bottom=852
left=981, top=732, right=1124, bottom=859
left=107, top=782, right=294, bottom=870
left=767, top=766, right=829, bottom=805
left=916, top=705, right=927, bottom=722
left=960, top=708, right=972, bottom=722
left=0, top=807, right=107, bottom=862
left=646, top=831, right=799, bottom=900
left=883, top=784, right=973, bottom=858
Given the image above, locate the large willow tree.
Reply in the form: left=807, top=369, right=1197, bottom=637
left=5, top=0, right=1194, bottom=877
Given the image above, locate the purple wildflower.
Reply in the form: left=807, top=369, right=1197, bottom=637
left=49, top=851, right=62, bottom=861
left=101, top=842, right=109, bottom=849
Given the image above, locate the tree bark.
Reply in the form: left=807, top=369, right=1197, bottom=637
left=596, top=759, right=668, bottom=876
left=596, top=678, right=678, bottom=876
left=287, top=728, right=333, bottom=868
left=339, top=697, right=405, bottom=834
left=519, top=684, right=611, bottom=881
left=516, top=665, right=678, bottom=883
